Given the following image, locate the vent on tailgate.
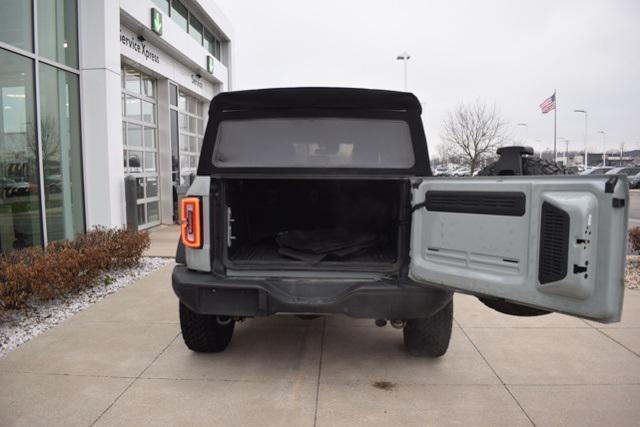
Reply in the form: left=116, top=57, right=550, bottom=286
left=424, top=191, right=526, bottom=216
left=538, top=202, right=570, bottom=284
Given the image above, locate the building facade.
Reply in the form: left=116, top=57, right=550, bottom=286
left=0, top=0, right=232, bottom=255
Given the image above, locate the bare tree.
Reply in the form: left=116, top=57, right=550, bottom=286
left=440, top=101, right=509, bottom=174
left=435, top=142, right=452, bottom=165
left=26, top=115, right=61, bottom=167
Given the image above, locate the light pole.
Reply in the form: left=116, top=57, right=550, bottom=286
left=563, top=138, right=570, bottom=166
left=598, top=130, right=606, bottom=166
left=396, top=52, right=411, bottom=91
left=516, top=123, right=528, bottom=145
left=574, top=109, right=588, bottom=169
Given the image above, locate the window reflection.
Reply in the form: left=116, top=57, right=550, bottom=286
left=38, top=62, right=84, bottom=242
left=37, top=0, right=78, bottom=68
left=0, top=1, right=33, bottom=52
left=0, top=48, right=42, bottom=254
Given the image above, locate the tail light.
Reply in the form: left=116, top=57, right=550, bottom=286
left=181, top=197, right=202, bottom=248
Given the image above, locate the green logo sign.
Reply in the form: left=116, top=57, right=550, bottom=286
left=151, top=8, right=163, bottom=35
left=207, top=56, right=214, bottom=74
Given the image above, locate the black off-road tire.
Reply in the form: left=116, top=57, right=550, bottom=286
left=477, top=156, right=573, bottom=176
left=403, top=300, right=453, bottom=358
left=179, top=302, right=235, bottom=353
left=476, top=155, right=570, bottom=316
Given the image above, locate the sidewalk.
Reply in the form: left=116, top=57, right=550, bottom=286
left=1, top=261, right=639, bottom=425
left=144, top=225, right=180, bottom=258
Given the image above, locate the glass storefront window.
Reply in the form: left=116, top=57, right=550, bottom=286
left=169, top=84, right=178, bottom=107
left=0, top=1, right=33, bottom=52
left=122, top=65, right=159, bottom=228
left=0, top=48, right=42, bottom=253
left=152, top=0, right=169, bottom=16
left=189, top=16, right=203, bottom=44
left=142, top=77, right=154, bottom=98
left=177, top=90, right=204, bottom=186
left=38, top=62, right=84, bottom=242
left=146, top=178, right=158, bottom=198
left=127, top=124, right=142, bottom=147
left=125, top=68, right=141, bottom=94
left=147, top=201, right=159, bottom=223
left=171, top=0, right=188, bottom=32
left=142, top=101, right=154, bottom=123
left=204, top=31, right=215, bottom=56
left=0, top=1, right=82, bottom=253
left=125, top=96, right=142, bottom=120
left=143, top=128, right=155, bottom=148
left=178, top=93, right=187, bottom=111
left=37, top=0, right=78, bottom=68
left=215, top=40, right=221, bottom=60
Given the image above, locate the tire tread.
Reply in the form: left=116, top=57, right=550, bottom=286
left=403, top=300, right=453, bottom=357
left=179, top=302, right=234, bottom=353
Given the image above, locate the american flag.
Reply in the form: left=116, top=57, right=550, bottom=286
left=539, top=93, right=556, bottom=114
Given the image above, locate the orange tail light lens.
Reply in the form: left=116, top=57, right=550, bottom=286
left=181, top=197, right=202, bottom=248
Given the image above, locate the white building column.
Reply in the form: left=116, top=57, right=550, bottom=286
left=156, top=79, right=174, bottom=225
left=78, top=0, right=125, bottom=228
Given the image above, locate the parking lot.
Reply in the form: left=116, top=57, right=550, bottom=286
left=1, top=226, right=639, bottom=426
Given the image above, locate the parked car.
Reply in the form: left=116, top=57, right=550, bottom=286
left=581, top=167, right=613, bottom=175
left=606, top=166, right=640, bottom=176
left=0, top=177, right=30, bottom=197
left=173, top=87, right=628, bottom=358
left=628, top=172, right=640, bottom=189
left=433, top=165, right=450, bottom=176
left=453, top=166, right=470, bottom=176
left=564, top=166, right=580, bottom=175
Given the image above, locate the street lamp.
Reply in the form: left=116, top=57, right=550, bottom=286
left=562, top=138, right=570, bottom=166
left=535, top=139, right=542, bottom=157
left=396, top=52, right=411, bottom=91
left=598, top=130, right=606, bottom=166
left=516, top=123, right=528, bottom=144
left=574, top=109, right=588, bottom=169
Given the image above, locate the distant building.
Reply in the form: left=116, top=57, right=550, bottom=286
left=0, top=0, right=233, bottom=254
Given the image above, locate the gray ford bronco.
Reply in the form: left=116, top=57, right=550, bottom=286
left=173, top=87, right=628, bottom=357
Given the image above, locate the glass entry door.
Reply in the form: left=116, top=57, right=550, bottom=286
left=121, top=65, right=160, bottom=228
left=169, top=84, right=205, bottom=222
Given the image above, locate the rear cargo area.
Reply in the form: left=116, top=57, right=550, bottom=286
left=224, top=179, right=405, bottom=269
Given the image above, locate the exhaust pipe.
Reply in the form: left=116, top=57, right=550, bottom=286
left=216, top=316, right=233, bottom=325
left=375, top=319, right=387, bottom=327
left=390, top=319, right=406, bottom=329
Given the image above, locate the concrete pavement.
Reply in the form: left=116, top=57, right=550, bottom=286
left=144, top=225, right=181, bottom=258
left=1, top=261, right=639, bottom=426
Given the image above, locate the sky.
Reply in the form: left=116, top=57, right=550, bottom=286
left=215, top=0, right=640, bottom=157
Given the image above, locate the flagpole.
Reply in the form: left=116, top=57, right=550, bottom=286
left=553, top=89, right=557, bottom=163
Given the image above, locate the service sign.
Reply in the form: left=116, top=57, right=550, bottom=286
left=120, top=27, right=160, bottom=64
left=151, top=8, right=163, bottom=35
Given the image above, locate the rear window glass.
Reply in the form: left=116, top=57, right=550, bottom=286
left=212, top=118, right=415, bottom=168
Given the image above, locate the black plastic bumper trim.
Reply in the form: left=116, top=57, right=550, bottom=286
left=172, top=265, right=452, bottom=319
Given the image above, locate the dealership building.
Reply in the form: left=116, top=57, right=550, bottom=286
left=0, top=0, right=233, bottom=254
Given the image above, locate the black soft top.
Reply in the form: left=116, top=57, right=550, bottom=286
left=199, top=87, right=431, bottom=176
left=209, top=87, right=422, bottom=115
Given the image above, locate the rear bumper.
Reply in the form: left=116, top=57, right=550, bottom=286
left=172, top=265, right=452, bottom=319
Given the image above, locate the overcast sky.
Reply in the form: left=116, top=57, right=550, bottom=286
left=215, top=0, right=639, bottom=156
